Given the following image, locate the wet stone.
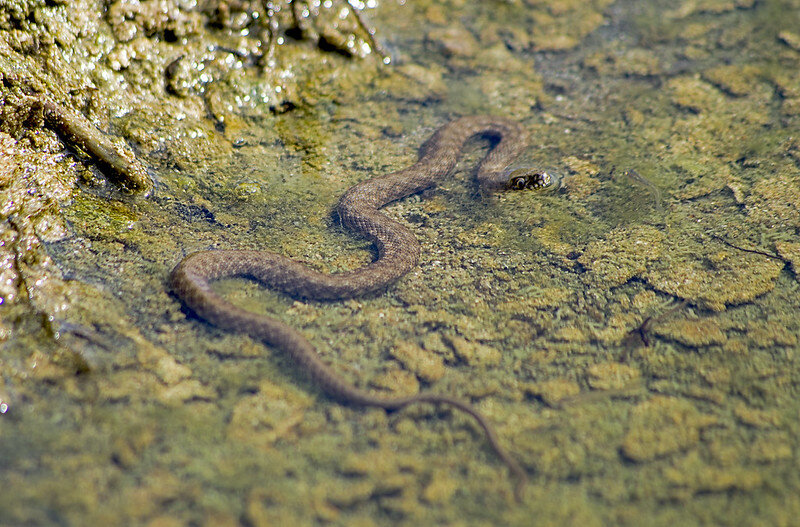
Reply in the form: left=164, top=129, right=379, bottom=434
left=324, top=480, right=378, bottom=508
left=616, top=48, right=663, bottom=76
left=0, top=132, right=74, bottom=314
left=24, top=349, right=72, bottom=381
left=158, top=380, right=216, bottom=404
left=585, top=362, right=641, bottom=391
left=534, top=33, right=579, bottom=52
left=145, top=515, right=185, bottom=527
left=668, top=77, right=726, bottom=113
left=523, top=378, right=581, bottom=407
left=621, top=396, right=717, bottom=462
left=421, top=470, right=459, bottom=504
left=96, top=370, right=162, bottom=403
left=745, top=171, right=800, bottom=227
left=389, top=341, right=446, bottom=383
left=748, top=432, right=793, bottom=463
left=592, top=312, right=644, bottom=344
left=496, top=286, right=571, bottom=313
left=368, top=368, right=420, bottom=396
left=631, top=290, right=659, bottom=310
left=770, top=70, right=800, bottom=99
left=339, top=448, right=424, bottom=480
left=733, top=403, right=782, bottom=428
left=427, top=25, right=479, bottom=57
left=776, top=241, right=800, bottom=282
left=663, top=451, right=763, bottom=495
left=552, top=326, right=590, bottom=343
left=702, top=64, right=762, bottom=96
left=378, top=489, right=425, bottom=520
left=564, top=156, right=601, bottom=177
left=782, top=98, right=800, bottom=116
left=245, top=487, right=313, bottom=527
left=473, top=43, right=526, bottom=73
left=653, top=318, right=727, bottom=347
left=137, top=345, right=191, bottom=385
left=779, top=30, right=800, bottom=51
left=721, top=338, right=749, bottom=355
left=227, top=380, right=313, bottom=448
left=644, top=236, right=784, bottom=311
left=668, top=0, right=756, bottom=18
left=578, top=225, right=665, bottom=287
left=563, top=171, right=602, bottom=200
left=526, top=3, right=610, bottom=52
left=200, top=512, right=240, bottom=527
left=681, top=385, right=726, bottom=405
left=585, top=48, right=663, bottom=77
left=112, top=427, right=155, bottom=469
left=699, top=366, right=732, bottom=386
left=379, top=64, right=447, bottom=102
left=444, top=334, right=502, bottom=367
left=420, top=332, right=454, bottom=361
left=746, top=321, right=797, bottom=348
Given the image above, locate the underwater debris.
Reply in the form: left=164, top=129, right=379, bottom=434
left=24, top=97, right=151, bottom=193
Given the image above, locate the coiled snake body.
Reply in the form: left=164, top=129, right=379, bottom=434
left=171, top=116, right=548, bottom=500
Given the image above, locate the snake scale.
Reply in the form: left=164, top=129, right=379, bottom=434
left=171, top=116, right=553, bottom=501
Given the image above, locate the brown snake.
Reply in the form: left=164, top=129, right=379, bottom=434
left=171, top=116, right=553, bottom=501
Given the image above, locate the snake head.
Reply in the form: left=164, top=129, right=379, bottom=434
left=505, top=168, right=559, bottom=191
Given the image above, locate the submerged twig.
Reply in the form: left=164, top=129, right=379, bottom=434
left=28, top=97, right=151, bottom=193
left=627, top=299, right=689, bottom=348
left=262, top=0, right=388, bottom=63
left=345, top=0, right=390, bottom=63
left=710, top=234, right=785, bottom=262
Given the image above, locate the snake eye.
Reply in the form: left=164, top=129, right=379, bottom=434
left=508, top=176, right=528, bottom=190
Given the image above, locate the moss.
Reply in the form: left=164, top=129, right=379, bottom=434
left=644, top=237, right=784, bottom=311
left=621, top=396, right=717, bottom=462
left=654, top=318, right=727, bottom=347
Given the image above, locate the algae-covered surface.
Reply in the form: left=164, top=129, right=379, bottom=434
left=2, top=0, right=800, bottom=525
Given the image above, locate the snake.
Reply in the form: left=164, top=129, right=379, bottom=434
left=171, top=116, right=555, bottom=501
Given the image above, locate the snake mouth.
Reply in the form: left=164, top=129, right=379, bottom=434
left=505, top=167, right=560, bottom=191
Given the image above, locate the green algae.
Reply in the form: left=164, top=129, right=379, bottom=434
left=2, top=0, right=800, bottom=525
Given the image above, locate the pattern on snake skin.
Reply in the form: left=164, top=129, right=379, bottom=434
left=171, top=116, right=532, bottom=500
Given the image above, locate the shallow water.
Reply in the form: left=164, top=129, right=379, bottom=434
left=2, top=0, right=800, bottom=525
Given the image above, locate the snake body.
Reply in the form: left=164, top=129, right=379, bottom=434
left=171, top=116, right=534, bottom=499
